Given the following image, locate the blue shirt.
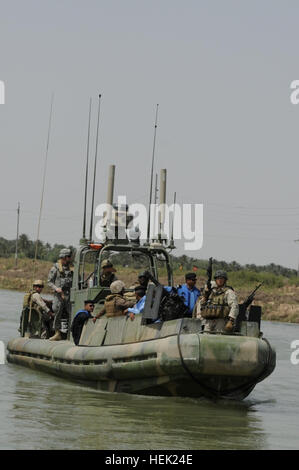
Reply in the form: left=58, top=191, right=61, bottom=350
left=74, top=309, right=93, bottom=319
left=127, top=296, right=146, bottom=315
left=177, top=284, right=201, bottom=315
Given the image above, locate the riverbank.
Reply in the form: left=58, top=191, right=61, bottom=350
left=1, top=257, right=298, bottom=323
left=0, top=258, right=52, bottom=292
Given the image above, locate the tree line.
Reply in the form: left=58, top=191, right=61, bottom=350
left=0, top=234, right=75, bottom=262
left=0, top=234, right=297, bottom=278
left=171, top=255, right=297, bottom=279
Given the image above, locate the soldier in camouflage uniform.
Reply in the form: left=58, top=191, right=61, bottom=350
left=94, top=280, right=135, bottom=319
left=136, top=272, right=150, bottom=290
left=48, top=248, right=74, bottom=341
left=20, top=280, right=54, bottom=338
left=195, top=270, right=239, bottom=333
left=99, top=259, right=118, bottom=287
left=125, top=271, right=151, bottom=302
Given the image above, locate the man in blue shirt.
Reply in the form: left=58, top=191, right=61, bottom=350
left=125, top=287, right=146, bottom=321
left=71, top=300, right=95, bottom=345
left=177, top=273, right=201, bottom=317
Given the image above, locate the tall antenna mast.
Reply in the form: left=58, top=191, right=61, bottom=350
left=158, top=169, right=167, bottom=241
left=15, top=202, right=20, bottom=267
left=89, top=94, right=102, bottom=242
left=26, top=93, right=54, bottom=337
left=105, top=164, right=116, bottom=235
left=152, top=173, right=158, bottom=239
left=169, top=191, right=176, bottom=249
left=146, top=104, right=159, bottom=244
left=33, top=93, right=54, bottom=263
left=82, top=97, right=92, bottom=242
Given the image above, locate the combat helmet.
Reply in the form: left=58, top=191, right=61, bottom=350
left=101, top=259, right=113, bottom=269
left=138, top=271, right=150, bottom=279
left=33, top=280, right=44, bottom=287
left=110, top=280, right=125, bottom=294
left=59, top=248, right=72, bottom=258
left=214, top=270, right=228, bottom=280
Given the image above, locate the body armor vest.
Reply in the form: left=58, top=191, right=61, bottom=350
left=201, top=286, right=232, bottom=319
left=54, top=261, right=73, bottom=292
left=23, top=290, right=42, bottom=314
left=100, top=272, right=117, bottom=287
left=23, top=290, right=33, bottom=308
left=105, top=294, right=125, bottom=318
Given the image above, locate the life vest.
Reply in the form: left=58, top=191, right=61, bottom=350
left=104, top=294, right=125, bottom=318
left=22, top=290, right=43, bottom=316
left=23, top=290, right=33, bottom=308
left=55, top=260, right=73, bottom=291
left=100, top=272, right=117, bottom=287
left=71, top=310, right=91, bottom=345
left=200, top=286, right=232, bottom=319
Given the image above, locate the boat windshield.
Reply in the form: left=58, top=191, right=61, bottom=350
left=77, top=244, right=172, bottom=289
left=98, top=249, right=153, bottom=287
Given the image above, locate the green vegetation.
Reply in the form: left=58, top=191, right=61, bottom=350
left=0, top=257, right=52, bottom=292
left=172, top=255, right=297, bottom=280
left=1, top=234, right=299, bottom=323
left=0, top=234, right=74, bottom=262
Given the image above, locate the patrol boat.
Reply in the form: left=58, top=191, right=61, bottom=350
left=7, top=165, right=276, bottom=400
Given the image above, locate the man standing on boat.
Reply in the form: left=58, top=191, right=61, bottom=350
left=47, top=248, right=73, bottom=341
left=136, top=272, right=150, bottom=290
left=99, top=259, right=117, bottom=287
left=196, top=270, right=239, bottom=333
left=177, top=273, right=201, bottom=317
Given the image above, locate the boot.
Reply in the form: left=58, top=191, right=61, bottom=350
left=49, top=330, right=62, bottom=341
left=224, top=317, right=234, bottom=333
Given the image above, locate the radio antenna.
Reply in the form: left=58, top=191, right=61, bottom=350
left=82, top=97, right=92, bottom=242
left=89, top=94, right=102, bottom=242
left=146, top=104, right=159, bottom=244
left=169, top=191, right=176, bottom=249
left=152, top=173, right=158, bottom=240
left=26, top=93, right=54, bottom=337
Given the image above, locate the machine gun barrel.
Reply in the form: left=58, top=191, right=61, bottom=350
left=204, top=257, right=213, bottom=301
left=142, top=270, right=161, bottom=287
left=242, top=282, right=263, bottom=310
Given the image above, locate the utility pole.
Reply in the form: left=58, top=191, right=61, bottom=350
left=15, top=202, right=20, bottom=268
left=294, top=239, right=299, bottom=276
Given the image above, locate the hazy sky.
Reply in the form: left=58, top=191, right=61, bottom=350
left=1, top=0, right=299, bottom=269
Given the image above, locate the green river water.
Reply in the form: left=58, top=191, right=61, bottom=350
left=0, top=289, right=298, bottom=450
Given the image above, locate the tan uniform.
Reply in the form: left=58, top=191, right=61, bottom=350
left=196, top=285, right=239, bottom=333
left=31, top=293, right=50, bottom=315
left=21, top=290, right=52, bottom=337
left=97, top=294, right=135, bottom=318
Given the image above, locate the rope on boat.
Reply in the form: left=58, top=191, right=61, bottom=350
left=176, top=320, right=275, bottom=400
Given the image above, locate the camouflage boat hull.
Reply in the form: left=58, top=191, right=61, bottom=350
left=7, top=317, right=276, bottom=400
